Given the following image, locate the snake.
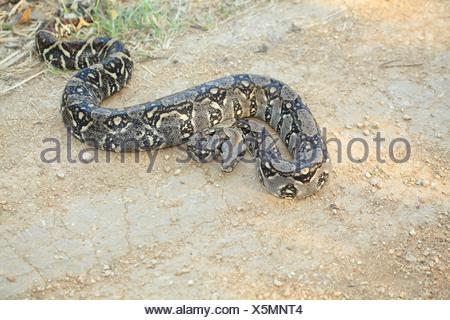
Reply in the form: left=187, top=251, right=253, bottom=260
left=35, top=9, right=331, bottom=199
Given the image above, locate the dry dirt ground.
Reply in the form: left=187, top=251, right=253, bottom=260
left=0, top=0, right=449, bottom=299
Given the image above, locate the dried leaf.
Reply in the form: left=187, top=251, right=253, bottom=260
left=18, top=5, right=32, bottom=24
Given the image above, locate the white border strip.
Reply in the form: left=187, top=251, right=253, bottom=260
left=1, top=300, right=449, bottom=320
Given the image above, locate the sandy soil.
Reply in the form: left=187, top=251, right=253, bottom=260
left=0, top=0, right=449, bottom=299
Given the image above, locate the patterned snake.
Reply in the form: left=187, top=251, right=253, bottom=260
left=35, top=15, right=331, bottom=199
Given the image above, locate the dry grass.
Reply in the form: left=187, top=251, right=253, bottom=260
left=0, top=0, right=267, bottom=96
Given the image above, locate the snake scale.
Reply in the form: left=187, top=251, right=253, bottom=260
left=35, top=14, right=331, bottom=199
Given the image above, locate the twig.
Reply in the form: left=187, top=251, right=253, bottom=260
left=302, top=9, right=346, bottom=30
left=0, top=40, right=34, bottom=69
left=379, top=59, right=423, bottom=68
left=140, top=64, right=155, bottom=76
left=0, top=69, right=45, bottom=96
left=7, top=0, right=26, bottom=19
left=0, top=50, right=29, bottom=69
left=0, top=37, right=22, bottom=43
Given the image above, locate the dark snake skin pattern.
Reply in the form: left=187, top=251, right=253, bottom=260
left=35, top=20, right=331, bottom=199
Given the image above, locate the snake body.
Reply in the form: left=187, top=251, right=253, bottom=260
left=36, top=20, right=330, bottom=199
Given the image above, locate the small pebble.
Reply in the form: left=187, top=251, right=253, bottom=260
left=282, top=288, right=291, bottom=297
left=273, top=279, right=284, bottom=287
left=415, top=179, right=429, bottom=187
left=330, top=203, right=339, bottom=212
left=290, top=23, right=302, bottom=32
left=365, top=172, right=372, bottom=178
left=176, top=267, right=190, bottom=276
left=255, top=43, right=268, bottom=53
left=403, top=114, right=412, bottom=121
left=174, top=169, right=181, bottom=176
left=187, top=279, right=194, bottom=286
left=409, top=229, right=416, bottom=236
left=371, top=122, right=380, bottom=129
left=404, top=251, right=417, bottom=262
left=56, top=172, right=65, bottom=179
left=356, top=122, right=365, bottom=129
left=363, top=129, right=370, bottom=136
left=81, top=152, right=94, bottom=162
left=103, top=270, right=113, bottom=277
left=345, top=124, right=353, bottom=129
left=369, top=177, right=383, bottom=189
